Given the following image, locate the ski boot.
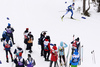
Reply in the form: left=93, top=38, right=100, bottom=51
left=6, top=58, right=9, bottom=63
left=47, top=58, right=50, bottom=61
left=71, top=16, right=73, bottom=19
left=60, top=63, right=62, bottom=66
left=29, top=50, right=32, bottom=53
left=11, top=57, right=13, bottom=62
left=61, top=15, right=64, bottom=19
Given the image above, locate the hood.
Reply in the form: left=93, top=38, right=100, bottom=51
left=60, top=41, right=63, bottom=47
left=45, top=39, right=49, bottom=41
left=53, top=46, right=57, bottom=50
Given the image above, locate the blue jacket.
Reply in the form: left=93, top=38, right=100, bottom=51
left=2, top=31, right=7, bottom=38
left=58, top=41, right=67, bottom=56
left=68, top=5, right=74, bottom=11
left=3, top=40, right=12, bottom=50
left=70, top=49, right=80, bottom=66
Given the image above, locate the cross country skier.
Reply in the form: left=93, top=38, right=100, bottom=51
left=61, top=3, right=75, bottom=19
left=3, top=38, right=13, bottom=63
left=5, top=23, right=15, bottom=44
left=58, top=41, right=67, bottom=66
left=25, top=54, right=36, bottom=67
left=14, top=52, right=25, bottom=67
left=70, top=49, right=80, bottom=67
left=50, top=44, right=58, bottom=67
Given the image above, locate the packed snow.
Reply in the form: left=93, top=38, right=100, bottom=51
left=0, top=0, right=100, bottom=67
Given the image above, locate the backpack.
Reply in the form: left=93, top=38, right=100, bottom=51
left=59, top=47, right=64, bottom=52
left=27, top=58, right=36, bottom=67
left=17, top=58, right=24, bottom=66
left=38, top=37, right=42, bottom=45
left=44, top=41, right=49, bottom=50
left=6, top=28, right=12, bottom=34
left=72, top=54, right=79, bottom=63
left=27, top=61, right=33, bottom=67
left=72, top=41, right=77, bottom=49
left=2, top=31, right=6, bottom=38
left=5, top=44, right=10, bottom=48
left=5, top=41, right=10, bottom=48
left=18, top=61, right=24, bottom=66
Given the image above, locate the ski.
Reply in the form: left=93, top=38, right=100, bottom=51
left=81, top=45, right=83, bottom=62
left=65, top=44, right=70, bottom=67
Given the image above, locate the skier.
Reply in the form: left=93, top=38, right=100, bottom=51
left=24, top=28, right=29, bottom=49
left=70, top=49, right=80, bottom=67
left=61, top=3, right=75, bottom=19
left=39, top=31, right=46, bottom=56
left=25, top=54, right=36, bottom=67
left=71, top=37, right=80, bottom=55
left=58, top=41, right=67, bottom=66
left=14, top=52, right=25, bottom=67
left=44, top=37, right=51, bottom=61
left=50, top=44, right=58, bottom=67
left=14, top=46, right=23, bottom=57
left=27, top=36, right=33, bottom=53
left=3, top=38, right=13, bottom=63
left=5, top=23, right=15, bottom=44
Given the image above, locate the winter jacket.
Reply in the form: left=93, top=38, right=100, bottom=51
left=44, top=39, right=50, bottom=51
left=25, top=57, right=36, bottom=67
left=24, top=30, right=29, bottom=39
left=40, top=33, right=45, bottom=45
left=14, top=57, right=25, bottom=67
left=28, top=33, right=34, bottom=40
left=14, top=47, right=23, bottom=57
left=70, top=49, right=80, bottom=66
left=68, top=5, right=74, bottom=11
left=2, top=31, right=7, bottom=38
left=5, top=26, right=14, bottom=37
left=3, top=40, right=12, bottom=50
left=50, top=46, right=58, bottom=61
left=58, top=41, right=67, bottom=56
left=71, top=41, right=80, bottom=50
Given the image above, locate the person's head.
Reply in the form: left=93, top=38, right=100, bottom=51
left=72, top=3, right=75, bottom=6
left=29, top=32, right=31, bottom=34
left=8, top=23, right=11, bottom=27
left=54, top=44, right=56, bottom=46
left=60, top=41, right=63, bottom=47
left=75, top=37, right=79, bottom=41
left=43, top=32, right=46, bottom=36
left=28, top=54, right=31, bottom=58
left=53, top=46, right=57, bottom=50
left=26, top=28, right=29, bottom=31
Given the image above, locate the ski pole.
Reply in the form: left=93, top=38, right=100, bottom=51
left=81, top=45, right=83, bottom=62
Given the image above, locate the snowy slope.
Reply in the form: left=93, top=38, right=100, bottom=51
left=0, top=0, right=100, bottom=67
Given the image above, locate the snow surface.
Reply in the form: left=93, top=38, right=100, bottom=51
left=0, top=0, right=100, bottom=67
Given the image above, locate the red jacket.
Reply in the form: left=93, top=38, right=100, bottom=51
left=44, top=39, right=50, bottom=51
left=50, top=46, right=58, bottom=61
